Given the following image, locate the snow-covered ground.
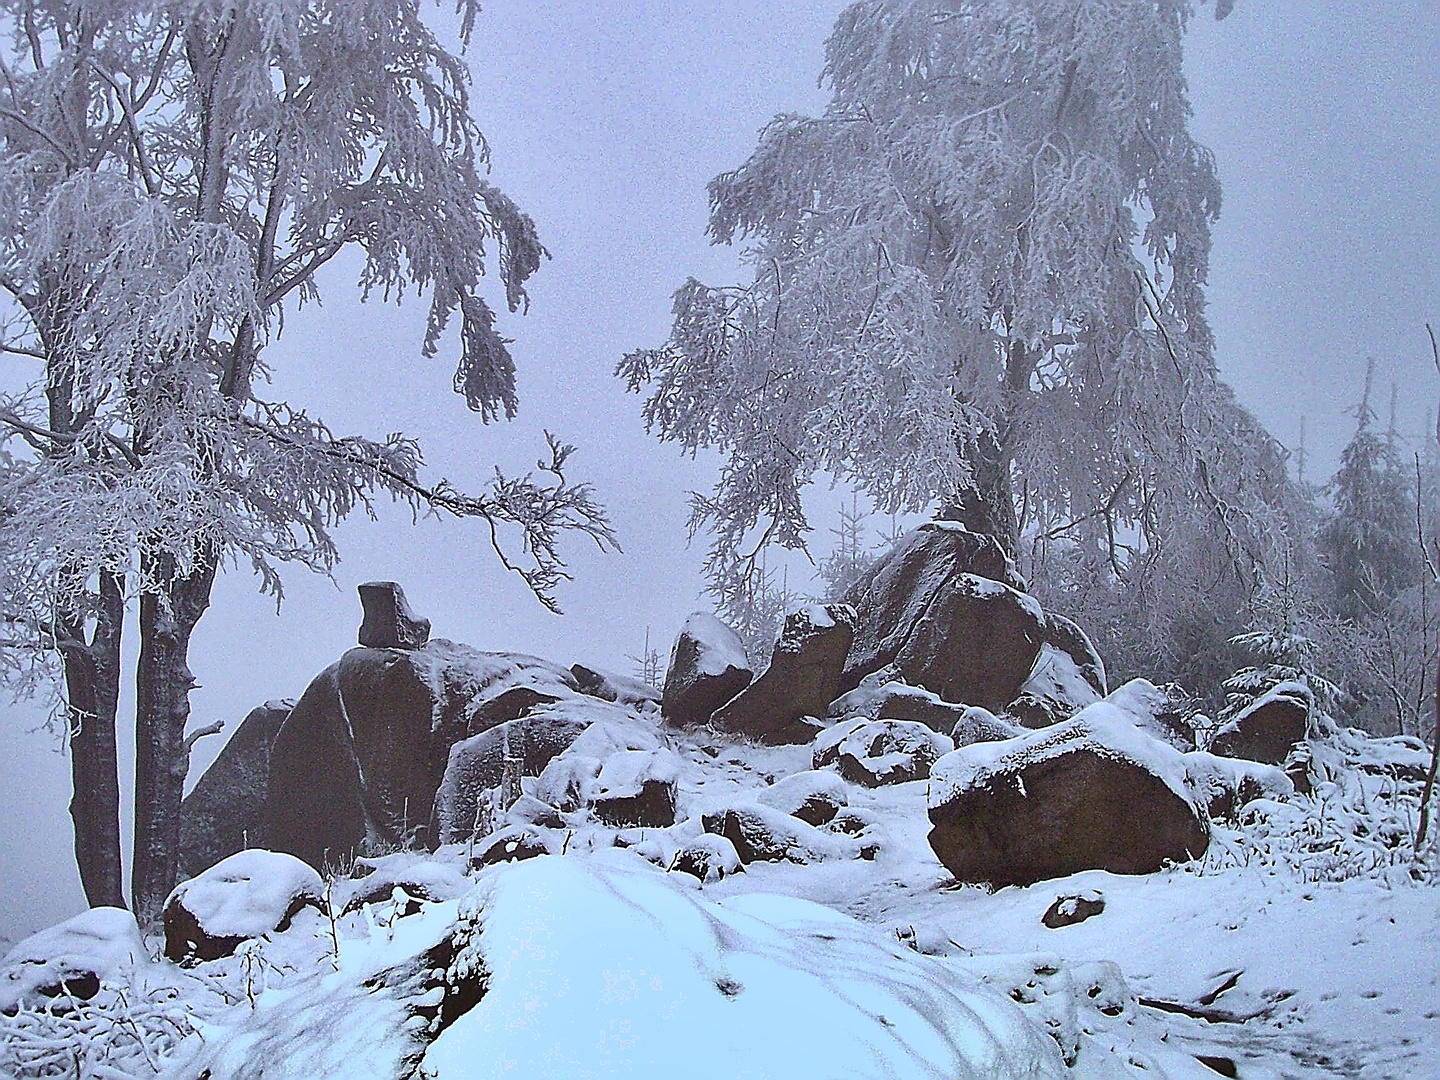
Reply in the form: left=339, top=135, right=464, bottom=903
left=3, top=702, right=1437, bottom=1079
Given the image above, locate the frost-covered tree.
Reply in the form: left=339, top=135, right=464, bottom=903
left=1320, top=363, right=1416, bottom=623
left=620, top=0, right=1282, bottom=626
left=0, top=0, right=612, bottom=919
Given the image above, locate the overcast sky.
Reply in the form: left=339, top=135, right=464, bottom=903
left=2, top=0, right=1437, bottom=945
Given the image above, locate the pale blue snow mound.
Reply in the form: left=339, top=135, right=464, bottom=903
left=423, top=851, right=1065, bottom=1079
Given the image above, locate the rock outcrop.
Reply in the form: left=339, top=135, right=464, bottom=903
left=713, top=604, right=856, bottom=742
left=266, top=641, right=580, bottom=868
left=1210, top=682, right=1312, bottom=765
left=431, top=707, right=592, bottom=844
left=840, top=523, right=1044, bottom=710
left=927, top=703, right=1209, bottom=886
left=180, top=700, right=293, bottom=876
left=661, top=613, right=753, bottom=727
left=357, top=580, right=431, bottom=650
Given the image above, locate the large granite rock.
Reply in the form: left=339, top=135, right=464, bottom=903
left=927, top=703, right=1209, bottom=887
left=661, top=613, right=753, bottom=727
left=266, top=641, right=580, bottom=869
left=357, top=581, right=431, bottom=649
left=431, top=706, right=593, bottom=844
left=180, top=700, right=293, bottom=876
left=1210, top=682, right=1312, bottom=765
left=712, top=604, right=856, bottom=742
left=840, top=523, right=1044, bottom=710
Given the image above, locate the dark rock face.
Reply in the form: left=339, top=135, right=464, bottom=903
left=266, top=641, right=578, bottom=869
left=570, top=663, right=662, bottom=708
left=1042, top=615, right=1107, bottom=697
left=590, top=750, right=679, bottom=828
left=875, top=683, right=970, bottom=733
left=432, top=711, right=590, bottom=844
left=927, top=711, right=1209, bottom=886
left=180, top=700, right=293, bottom=876
left=357, top=581, right=431, bottom=649
left=1042, top=891, right=1106, bottom=929
left=814, top=718, right=952, bottom=787
left=712, top=605, right=856, bottom=742
left=1210, top=683, right=1311, bottom=765
left=841, top=524, right=1044, bottom=710
left=661, top=613, right=754, bottom=727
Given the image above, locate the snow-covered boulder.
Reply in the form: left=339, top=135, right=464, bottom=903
left=840, top=523, right=1045, bottom=711
left=951, top=705, right=1025, bottom=748
left=335, top=852, right=471, bottom=917
left=180, top=699, right=293, bottom=877
left=927, top=703, right=1210, bottom=886
left=1006, top=642, right=1102, bottom=729
left=668, top=833, right=743, bottom=883
left=814, top=717, right=953, bottom=787
left=660, top=612, right=753, bottom=727
left=432, top=705, right=593, bottom=844
left=0, top=907, right=146, bottom=1013
left=712, top=603, right=856, bottom=743
left=266, top=641, right=581, bottom=868
left=1183, top=751, right=1294, bottom=821
left=756, top=768, right=849, bottom=826
left=469, top=825, right=554, bottom=868
left=531, top=710, right=667, bottom=814
left=1104, top=678, right=1198, bottom=751
left=356, top=580, right=431, bottom=649
left=175, top=854, right=1067, bottom=1079
left=701, top=803, right=857, bottom=864
left=1210, top=681, right=1312, bottom=765
left=162, top=850, right=325, bottom=964
left=590, top=748, right=682, bottom=827
left=570, top=662, right=662, bottom=709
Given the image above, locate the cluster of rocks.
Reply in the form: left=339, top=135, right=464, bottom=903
left=177, top=528, right=1322, bottom=904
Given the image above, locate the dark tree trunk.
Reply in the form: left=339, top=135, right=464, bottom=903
left=940, top=340, right=1031, bottom=559
left=63, top=572, right=126, bottom=909
left=131, top=545, right=218, bottom=924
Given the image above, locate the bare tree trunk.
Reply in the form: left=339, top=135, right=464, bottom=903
left=940, top=340, right=1030, bottom=558
left=131, top=545, right=217, bottom=923
left=63, top=571, right=126, bottom=909
left=1418, top=653, right=1440, bottom=851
